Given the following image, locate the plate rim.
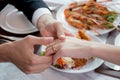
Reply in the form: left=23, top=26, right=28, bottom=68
left=0, top=5, right=38, bottom=34
left=115, top=33, right=120, bottom=46
left=104, top=61, right=120, bottom=71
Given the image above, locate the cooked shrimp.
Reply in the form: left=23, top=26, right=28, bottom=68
left=64, top=0, right=117, bottom=34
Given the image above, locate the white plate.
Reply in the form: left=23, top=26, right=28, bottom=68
left=115, top=33, right=120, bottom=46
left=56, top=1, right=120, bottom=35
left=104, top=62, right=120, bottom=71
left=40, top=35, right=104, bottom=73
left=104, top=33, right=120, bottom=70
left=51, top=58, right=103, bottom=73
left=0, top=4, right=38, bottom=34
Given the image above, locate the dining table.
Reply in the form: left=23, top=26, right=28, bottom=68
left=0, top=0, right=120, bottom=80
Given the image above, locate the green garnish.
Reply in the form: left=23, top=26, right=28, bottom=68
left=54, top=64, right=62, bottom=69
left=103, top=22, right=114, bottom=29
left=40, top=51, right=45, bottom=56
left=104, top=11, right=118, bottom=22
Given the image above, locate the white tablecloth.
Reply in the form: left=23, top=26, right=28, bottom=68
left=0, top=62, right=119, bottom=80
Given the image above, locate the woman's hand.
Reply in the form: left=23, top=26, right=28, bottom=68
left=46, top=37, right=95, bottom=64
left=0, top=35, right=53, bottom=74
left=46, top=36, right=120, bottom=65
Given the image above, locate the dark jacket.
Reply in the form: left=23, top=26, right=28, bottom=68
left=0, top=0, right=49, bottom=21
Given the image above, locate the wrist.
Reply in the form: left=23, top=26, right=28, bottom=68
left=0, top=42, right=13, bottom=62
left=77, top=40, right=94, bottom=58
left=32, top=8, right=52, bottom=26
left=37, top=14, right=54, bottom=29
left=91, top=42, right=107, bottom=57
left=90, top=44, right=98, bottom=57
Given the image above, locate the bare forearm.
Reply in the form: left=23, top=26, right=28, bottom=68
left=92, top=43, right=120, bottom=65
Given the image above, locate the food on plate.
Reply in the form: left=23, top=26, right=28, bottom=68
left=76, top=29, right=91, bottom=40
left=54, top=57, right=87, bottom=69
left=64, top=0, right=118, bottom=33
left=54, top=30, right=93, bottom=69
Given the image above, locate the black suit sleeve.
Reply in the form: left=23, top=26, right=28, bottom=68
left=5, top=0, right=49, bottom=21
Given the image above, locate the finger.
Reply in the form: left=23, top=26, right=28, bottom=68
left=46, top=39, right=61, bottom=48
left=40, top=27, right=52, bottom=37
left=53, top=48, right=90, bottom=65
left=25, top=55, right=52, bottom=73
left=34, top=37, right=53, bottom=45
left=25, top=63, right=51, bottom=74
left=53, top=49, right=76, bottom=65
left=46, top=40, right=62, bottom=56
left=32, top=55, right=52, bottom=65
left=64, top=29, right=75, bottom=37
left=55, top=22, right=66, bottom=40
left=26, top=36, right=54, bottom=45
left=46, top=44, right=60, bottom=56
left=14, top=61, right=29, bottom=73
left=39, top=24, right=47, bottom=36
left=53, top=51, right=63, bottom=65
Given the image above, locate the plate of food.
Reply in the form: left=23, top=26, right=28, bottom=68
left=40, top=30, right=104, bottom=73
left=56, top=0, right=120, bottom=35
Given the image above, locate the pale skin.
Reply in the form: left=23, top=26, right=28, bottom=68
left=46, top=37, right=120, bottom=65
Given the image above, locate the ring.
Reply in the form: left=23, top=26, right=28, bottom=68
left=52, top=46, right=57, bottom=53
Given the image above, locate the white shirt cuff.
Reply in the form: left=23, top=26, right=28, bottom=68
left=32, top=8, right=52, bottom=27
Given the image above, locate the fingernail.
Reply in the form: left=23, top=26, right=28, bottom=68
left=73, top=34, right=76, bottom=37
left=60, top=35, right=65, bottom=40
left=60, top=35, right=65, bottom=38
left=46, top=37, right=54, bottom=40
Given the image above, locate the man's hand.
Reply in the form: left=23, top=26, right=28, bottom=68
left=37, top=14, right=75, bottom=40
left=3, top=35, right=53, bottom=74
